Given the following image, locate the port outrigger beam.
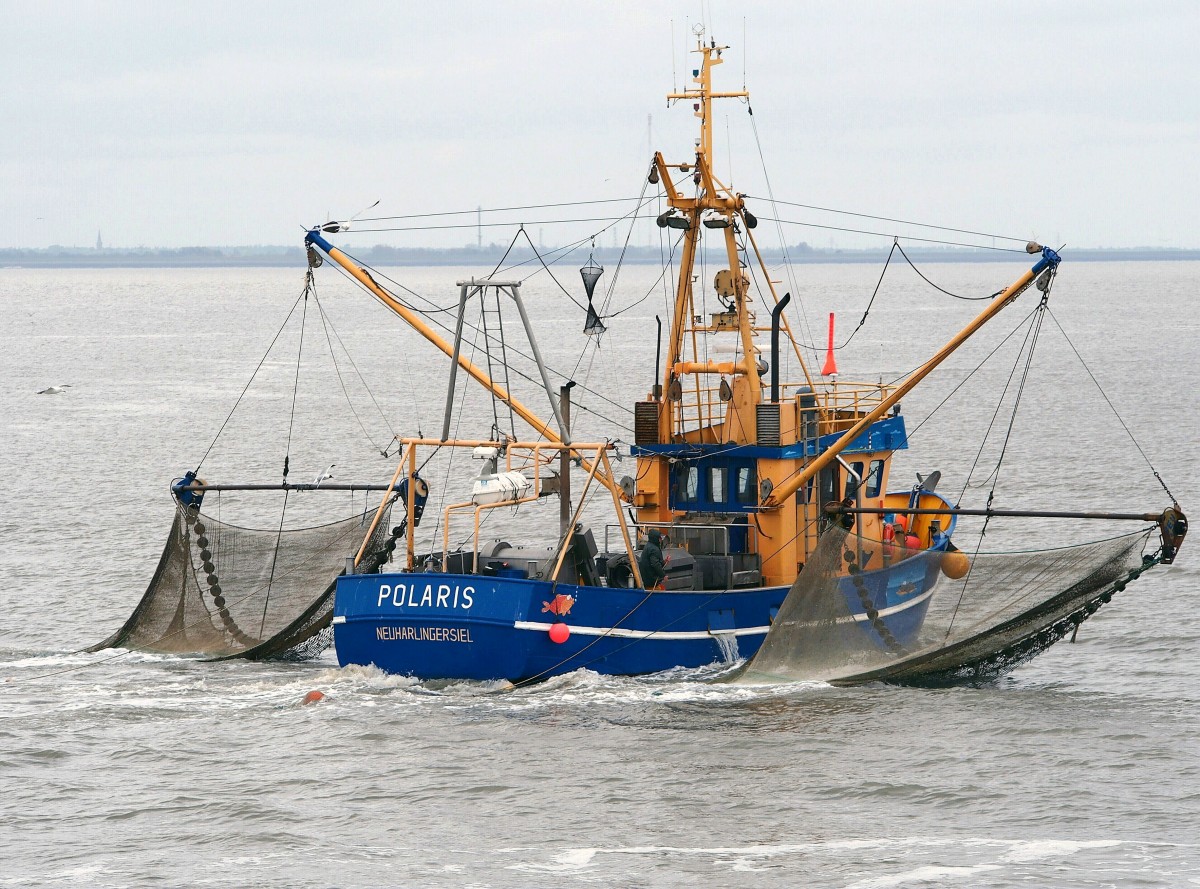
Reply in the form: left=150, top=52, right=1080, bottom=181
left=761, top=245, right=1061, bottom=509
left=306, top=230, right=617, bottom=498
left=306, top=230, right=561, bottom=442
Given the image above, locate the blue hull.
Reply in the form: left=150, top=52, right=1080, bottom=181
left=333, top=550, right=947, bottom=682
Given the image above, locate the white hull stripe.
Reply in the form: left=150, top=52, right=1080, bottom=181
left=513, top=586, right=935, bottom=640
left=513, top=621, right=768, bottom=640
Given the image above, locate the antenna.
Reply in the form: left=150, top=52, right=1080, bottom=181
left=670, top=19, right=677, bottom=92
left=647, top=113, right=655, bottom=247
left=350, top=200, right=379, bottom=223
left=742, top=17, right=747, bottom=90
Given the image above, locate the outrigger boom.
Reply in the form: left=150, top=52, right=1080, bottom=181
left=758, top=243, right=1060, bottom=509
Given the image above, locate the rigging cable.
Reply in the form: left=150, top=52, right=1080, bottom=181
left=319, top=248, right=634, bottom=431
left=603, top=231, right=682, bottom=318
left=758, top=215, right=1028, bottom=254
left=308, top=274, right=395, bottom=456
left=1046, top=306, right=1178, bottom=506
left=516, top=227, right=587, bottom=310
left=744, top=195, right=1033, bottom=246
left=958, top=285, right=1052, bottom=501
left=346, top=244, right=634, bottom=418
left=262, top=272, right=315, bottom=636
left=346, top=214, right=659, bottom=235
left=354, top=196, right=651, bottom=224
left=836, top=240, right=897, bottom=350
left=942, top=281, right=1054, bottom=640
left=745, top=102, right=817, bottom=361
left=904, top=303, right=1047, bottom=440
left=895, top=241, right=1000, bottom=301
left=194, top=284, right=307, bottom=473
left=597, top=171, right=654, bottom=318
left=281, top=273, right=310, bottom=482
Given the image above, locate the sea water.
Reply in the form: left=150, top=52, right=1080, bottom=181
left=1, top=261, right=1198, bottom=886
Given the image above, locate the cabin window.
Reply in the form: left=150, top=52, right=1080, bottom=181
left=709, top=466, right=728, bottom=504
left=865, top=460, right=885, bottom=498
left=735, top=465, right=756, bottom=505
left=675, top=464, right=700, bottom=503
left=846, top=462, right=866, bottom=498
left=819, top=465, right=839, bottom=506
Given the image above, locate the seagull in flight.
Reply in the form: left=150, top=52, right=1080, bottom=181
left=313, top=464, right=336, bottom=487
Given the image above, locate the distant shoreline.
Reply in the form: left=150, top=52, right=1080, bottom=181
left=2, top=244, right=1197, bottom=269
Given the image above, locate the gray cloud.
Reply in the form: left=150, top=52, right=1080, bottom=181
left=2, top=1, right=1196, bottom=250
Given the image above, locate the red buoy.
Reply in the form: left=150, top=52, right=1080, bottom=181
left=548, top=622, right=570, bottom=644
left=302, top=690, right=325, bottom=705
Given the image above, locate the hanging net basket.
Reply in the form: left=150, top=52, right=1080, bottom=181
left=92, top=502, right=393, bottom=661
left=732, top=523, right=1161, bottom=687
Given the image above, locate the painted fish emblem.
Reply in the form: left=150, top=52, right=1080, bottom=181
left=541, top=594, right=575, bottom=616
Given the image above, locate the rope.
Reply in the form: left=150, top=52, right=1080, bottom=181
left=479, top=297, right=503, bottom=436
left=745, top=103, right=817, bottom=361
left=281, top=274, right=310, bottom=482
left=309, top=277, right=393, bottom=455
left=760, top=215, right=1028, bottom=254
left=945, top=280, right=1055, bottom=637
left=320, top=249, right=634, bottom=429
left=836, top=240, right=896, bottom=349
left=895, top=242, right=1000, bottom=301
left=355, top=196, right=651, bottom=224
left=959, top=292, right=1049, bottom=498
left=744, top=194, right=1032, bottom=246
left=1046, top=306, right=1178, bottom=505
left=258, top=489, right=290, bottom=637
left=495, top=289, right=517, bottom=441
left=906, top=303, right=1044, bottom=440
left=194, top=283, right=307, bottom=472
left=596, top=173, right=654, bottom=318
left=348, top=214, right=657, bottom=236
left=517, top=227, right=587, bottom=310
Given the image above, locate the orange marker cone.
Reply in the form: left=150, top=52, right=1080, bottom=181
left=821, top=312, right=838, bottom=376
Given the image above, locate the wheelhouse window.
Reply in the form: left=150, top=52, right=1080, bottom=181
left=819, top=465, right=839, bottom=506
left=845, top=461, right=866, bottom=498
left=735, top=465, right=757, bottom=505
left=865, top=459, right=885, bottom=498
left=709, top=466, right=728, bottom=504
left=674, top=464, right=700, bottom=505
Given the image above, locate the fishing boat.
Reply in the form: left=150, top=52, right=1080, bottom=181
left=309, top=36, right=1184, bottom=684
left=97, top=33, right=1186, bottom=686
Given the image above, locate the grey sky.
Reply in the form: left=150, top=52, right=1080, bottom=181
left=2, top=1, right=1196, bottom=251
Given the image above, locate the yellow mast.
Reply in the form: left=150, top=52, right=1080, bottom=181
left=655, top=38, right=763, bottom=439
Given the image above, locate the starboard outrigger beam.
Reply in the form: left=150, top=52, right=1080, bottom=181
left=760, top=243, right=1060, bottom=509
left=826, top=503, right=1188, bottom=564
